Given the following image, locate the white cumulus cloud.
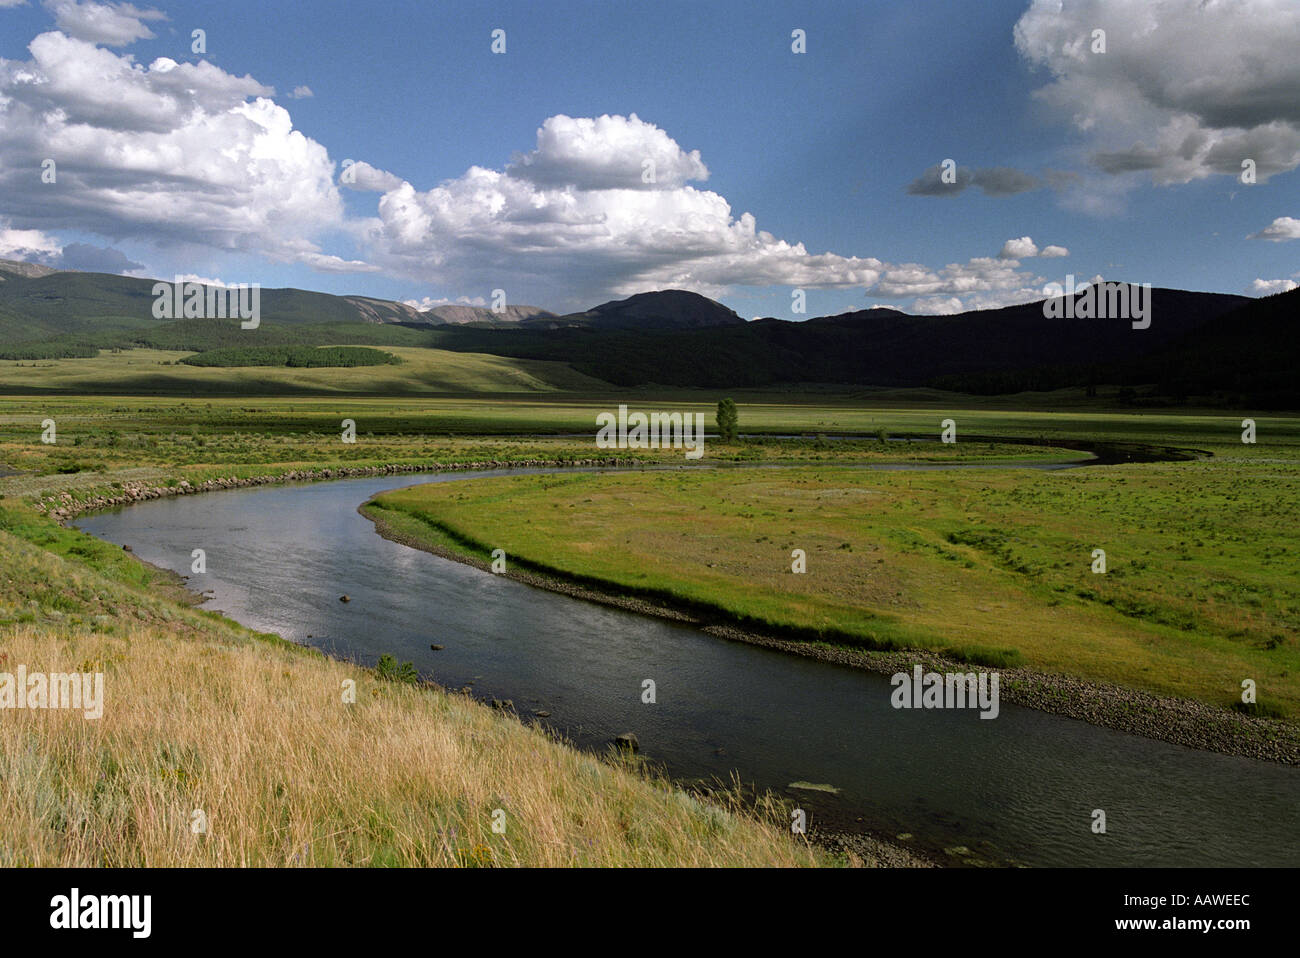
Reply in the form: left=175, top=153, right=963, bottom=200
left=1249, top=216, right=1300, bottom=241
left=1015, top=0, right=1300, bottom=185
left=362, top=114, right=886, bottom=307
left=506, top=113, right=708, bottom=191
left=402, top=295, right=487, bottom=311
left=999, top=236, right=1039, bottom=259
left=0, top=27, right=349, bottom=270
left=45, top=0, right=165, bottom=47
left=1250, top=278, right=1297, bottom=295
left=0, top=225, right=62, bottom=260
left=341, top=160, right=405, bottom=194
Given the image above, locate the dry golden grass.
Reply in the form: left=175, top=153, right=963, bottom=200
left=0, top=623, right=825, bottom=867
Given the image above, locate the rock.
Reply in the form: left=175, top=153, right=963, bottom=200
left=534, top=710, right=551, bottom=717
left=339, top=595, right=350, bottom=603
left=429, top=644, right=443, bottom=651
left=613, top=732, right=639, bottom=752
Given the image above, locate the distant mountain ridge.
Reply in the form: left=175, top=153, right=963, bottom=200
left=1126, top=285, right=1299, bottom=407
left=428, top=304, right=554, bottom=326
left=0, top=259, right=60, bottom=280
left=428, top=284, right=1262, bottom=400
left=343, top=296, right=427, bottom=325
left=0, top=257, right=1288, bottom=405
left=0, top=263, right=754, bottom=338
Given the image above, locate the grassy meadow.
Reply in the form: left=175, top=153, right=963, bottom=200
left=0, top=346, right=609, bottom=395
left=0, top=622, right=823, bottom=867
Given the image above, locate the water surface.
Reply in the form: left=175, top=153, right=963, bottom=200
left=76, top=468, right=1300, bottom=866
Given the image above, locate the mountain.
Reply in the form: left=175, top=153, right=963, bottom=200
left=0, top=266, right=742, bottom=340
left=1125, top=286, right=1300, bottom=407
left=545, top=289, right=747, bottom=330
left=0, top=267, right=445, bottom=344
left=427, top=304, right=554, bottom=326
left=431, top=284, right=1250, bottom=391
left=0, top=262, right=561, bottom=338
left=343, top=296, right=427, bottom=325
left=0, top=258, right=59, bottom=280
left=0, top=261, right=1286, bottom=405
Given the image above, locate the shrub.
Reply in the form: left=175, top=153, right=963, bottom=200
left=375, top=653, right=419, bottom=684
left=716, top=398, right=739, bottom=443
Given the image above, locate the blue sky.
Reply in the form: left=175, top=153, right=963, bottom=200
left=1, top=0, right=1297, bottom=316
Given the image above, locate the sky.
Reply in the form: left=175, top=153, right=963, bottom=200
left=0, top=0, right=1297, bottom=318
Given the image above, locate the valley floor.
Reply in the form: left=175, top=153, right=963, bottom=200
left=1, top=396, right=1297, bottom=865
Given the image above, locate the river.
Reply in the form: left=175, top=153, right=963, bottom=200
left=74, top=465, right=1300, bottom=867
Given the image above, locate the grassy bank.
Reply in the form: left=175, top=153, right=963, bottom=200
left=0, top=506, right=831, bottom=866
left=365, top=460, right=1300, bottom=724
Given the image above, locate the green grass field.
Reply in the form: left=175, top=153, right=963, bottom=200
left=3, top=391, right=1294, bottom=445
left=0, top=347, right=609, bottom=394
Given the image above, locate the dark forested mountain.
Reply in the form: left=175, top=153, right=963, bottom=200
left=541, top=289, right=748, bottom=330
left=1128, top=286, right=1300, bottom=408
left=431, top=285, right=1252, bottom=393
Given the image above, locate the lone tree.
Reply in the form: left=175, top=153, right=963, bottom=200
left=716, top=397, right=739, bottom=443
